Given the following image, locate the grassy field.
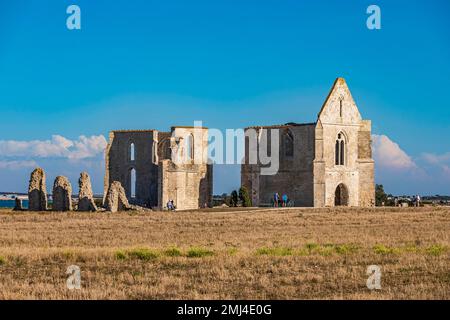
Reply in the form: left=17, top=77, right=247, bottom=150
left=0, top=206, right=448, bottom=299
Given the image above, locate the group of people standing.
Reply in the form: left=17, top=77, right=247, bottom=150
left=273, top=192, right=289, bottom=207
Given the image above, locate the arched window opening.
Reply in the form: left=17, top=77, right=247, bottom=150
left=130, top=143, right=135, bottom=161
left=185, top=134, right=194, bottom=161
left=158, top=138, right=171, bottom=160
left=335, top=133, right=346, bottom=166
left=335, top=140, right=340, bottom=165
left=130, top=168, right=136, bottom=198
left=284, top=129, right=294, bottom=157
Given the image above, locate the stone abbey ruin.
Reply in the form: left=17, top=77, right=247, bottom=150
left=242, top=78, right=375, bottom=207
left=104, top=125, right=213, bottom=210
left=23, top=78, right=374, bottom=212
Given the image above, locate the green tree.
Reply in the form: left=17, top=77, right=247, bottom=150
left=375, top=184, right=388, bottom=206
left=230, top=190, right=239, bottom=207
left=239, top=186, right=252, bottom=207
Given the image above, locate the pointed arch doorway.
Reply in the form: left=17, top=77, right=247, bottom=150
left=335, top=183, right=349, bottom=206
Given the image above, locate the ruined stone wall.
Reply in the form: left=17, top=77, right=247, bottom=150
left=159, top=161, right=212, bottom=210
left=357, top=120, right=375, bottom=206
left=316, top=123, right=361, bottom=207
left=104, top=126, right=212, bottom=210
left=28, top=167, right=48, bottom=211
left=313, top=121, right=326, bottom=207
left=313, top=78, right=374, bottom=207
left=157, top=132, right=172, bottom=160
left=242, top=124, right=315, bottom=206
left=158, top=127, right=212, bottom=210
left=104, top=130, right=159, bottom=207
left=52, top=176, right=73, bottom=211
left=241, top=164, right=259, bottom=206
left=245, top=78, right=375, bottom=208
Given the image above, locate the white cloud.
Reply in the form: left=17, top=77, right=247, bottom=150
left=421, top=152, right=450, bottom=179
left=68, top=135, right=108, bottom=159
left=0, top=160, right=39, bottom=170
left=372, top=134, right=416, bottom=170
left=0, top=134, right=107, bottom=193
left=0, top=135, right=107, bottom=159
left=371, top=134, right=450, bottom=194
left=421, top=152, right=450, bottom=165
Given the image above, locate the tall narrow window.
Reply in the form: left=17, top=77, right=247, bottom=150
left=130, top=143, right=135, bottom=161
left=130, top=168, right=136, bottom=198
left=339, top=99, right=343, bottom=118
left=335, top=140, right=340, bottom=165
left=185, top=134, right=194, bottom=161
left=335, top=133, right=346, bottom=166
left=284, top=129, right=294, bottom=157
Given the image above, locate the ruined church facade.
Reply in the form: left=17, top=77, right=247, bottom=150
left=241, top=78, right=375, bottom=207
left=104, top=126, right=213, bottom=210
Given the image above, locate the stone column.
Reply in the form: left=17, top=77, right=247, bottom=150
left=78, top=172, right=98, bottom=211
left=105, top=181, right=131, bottom=213
left=52, top=176, right=73, bottom=211
left=28, top=168, right=48, bottom=211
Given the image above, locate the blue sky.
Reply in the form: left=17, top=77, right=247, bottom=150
left=0, top=0, right=449, bottom=195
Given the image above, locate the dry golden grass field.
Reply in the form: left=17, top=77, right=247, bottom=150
left=0, top=206, right=448, bottom=299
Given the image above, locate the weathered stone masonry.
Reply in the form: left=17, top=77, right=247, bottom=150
left=28, top=168, right=48, bottom=211
left=242, top=78, right=375, bottom=207
left=104, top=126, right=213, bottom=210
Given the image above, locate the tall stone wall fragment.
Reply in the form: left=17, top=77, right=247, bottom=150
left=52, top=176, right=73, bottom=211
left=78, top=172, right=98, bottom=211
left=105, top=181, right=131, bottom=213
left=28, top=168, right=48, bottom=211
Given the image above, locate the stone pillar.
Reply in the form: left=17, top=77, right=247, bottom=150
left=52, top=176, right=73, bottom=211
left=105, top=181, right=131, bottom=213
left=28, top=168, right=48, bottom=211
left=158, top=160, right=169, bottom=210
left=78, top=172, right=98, bottom=211
left=313, top=122, right=325, bottom=207
left=103, top=132, right=114, bottom=206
